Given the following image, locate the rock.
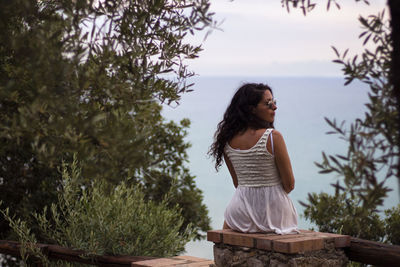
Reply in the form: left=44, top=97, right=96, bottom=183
left=269, top=259, right=289, bottom=267
left=212, top=242, right=348, bottom=267
left=213, top=246, right=233, bottom=267
left=246, top=257, right=264, bottom=267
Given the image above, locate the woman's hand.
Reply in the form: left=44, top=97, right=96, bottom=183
left=271, top=130, right=295, bottom=193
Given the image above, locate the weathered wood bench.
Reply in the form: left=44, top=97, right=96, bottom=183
left=131, top=256, right=213, bottom=267
left=207, top=229, right=350, bottom=266
left=0, top=240, right=214, bottom=266
left=3, top=231, right=400, bottom=266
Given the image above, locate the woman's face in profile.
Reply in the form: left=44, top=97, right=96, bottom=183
left=253, top=90, right=277, bottom=123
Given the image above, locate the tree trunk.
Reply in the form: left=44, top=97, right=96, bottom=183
left=388, top=0, right=400, bottom=201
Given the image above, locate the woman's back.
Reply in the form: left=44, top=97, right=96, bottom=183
left=229, top=128, right=267, bottom=150
left=225, top=128, right=281, bottom=187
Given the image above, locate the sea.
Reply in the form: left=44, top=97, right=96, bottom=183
left=161, top=76, right=399, bottom=259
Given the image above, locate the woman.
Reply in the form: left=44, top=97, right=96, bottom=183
left=209, top=83, right=299, bottom=234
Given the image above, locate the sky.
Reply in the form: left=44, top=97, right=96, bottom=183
left=185, top=0, right=388, bottom=77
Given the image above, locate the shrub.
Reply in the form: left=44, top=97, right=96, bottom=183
left=1, top=158, right=193, bottom=266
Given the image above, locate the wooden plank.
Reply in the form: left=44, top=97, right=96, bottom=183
left=299, top=231, right=350, bottom=248
left=173, top=255, right=209, bottom=262
left=345, top=237, right=400, bottom=266
left=299, top=229, right=314, bottom=234
left=254, top=237, right=272, bottom=250
left=0, top=240, right=25, bottom=257
left=207, top=229, right=351, bottom=253
left=273, top=236, right=324, bottom=254
left=131, top=256, right=213, bottom=267
left=131, top=258, right=180, bottom=267
left=47, top=244, right=153, bottom=265
left=0, top=240, right=154, bottom=266
left=185, top=260, right=215, bottom=266
left=258, top=233, right=306, bottom=241
left=313, top=232, right=351, bottom=247
left=252, top=233, right=299, bottom=251
left=206, top=230, right=224, bottom=243
left=222, top=231, right=255, bottom=247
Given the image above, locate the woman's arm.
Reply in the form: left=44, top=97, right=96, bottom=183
left=271, top=130, right=295, bottom=193
left=224, top=153, right=238, bottom=188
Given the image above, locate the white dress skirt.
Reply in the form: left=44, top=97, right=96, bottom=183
left=224, top=128, right=299, bottom=234
left=224, top=185, right=299, bottom=234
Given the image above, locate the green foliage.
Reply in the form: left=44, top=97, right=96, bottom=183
left=295, top=5, right=400, bottom=245
left=281, top=0, right=370, bottom=15
left=0, top=0, right=212, bottom=241
left=384, top=204, right=400, bottom=245
left=302, top=192, right=385, bottom=241
left=1, top=158, right=193, bottom=266
left=302, top=194, right=400, bottom=246
left=1, top=204, right=49, bottom=266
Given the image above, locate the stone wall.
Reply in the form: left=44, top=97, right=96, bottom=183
left=208, top=229, right=350, bottom=267
left=213, top=240, right=348, bottom=267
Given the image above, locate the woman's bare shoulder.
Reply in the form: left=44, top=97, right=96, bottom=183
left=271, top=129, right=282, bottom=137
left=271, top=129, right=285, bottom=143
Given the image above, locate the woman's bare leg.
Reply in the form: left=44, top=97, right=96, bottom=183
left=223, top=221, right=231, bottom=229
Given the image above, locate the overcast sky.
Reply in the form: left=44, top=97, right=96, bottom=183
left=186, top=0, right=388, bottom=77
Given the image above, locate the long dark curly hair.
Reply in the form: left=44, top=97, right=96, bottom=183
left=209, top=83, right=274, bottom=171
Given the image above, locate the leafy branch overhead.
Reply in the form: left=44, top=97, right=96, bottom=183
left=281, top=0, right=370, bottom=15
left=316, top=10, right=397, bottom=211
left=285, top=1, right=400, bottom=245
left=0, top=0, right=213, bottom=244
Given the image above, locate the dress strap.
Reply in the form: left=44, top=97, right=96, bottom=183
left=269, top=130, right=274, bottom=155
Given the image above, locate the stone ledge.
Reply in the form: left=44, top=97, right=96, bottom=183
left=207, top=229, right=350, bottom=254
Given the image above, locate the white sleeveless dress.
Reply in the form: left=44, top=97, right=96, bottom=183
left=224, top=128, right=299, bottom=234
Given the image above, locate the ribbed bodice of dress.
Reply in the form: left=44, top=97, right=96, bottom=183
left=224, top=128, right=281, bottom=187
